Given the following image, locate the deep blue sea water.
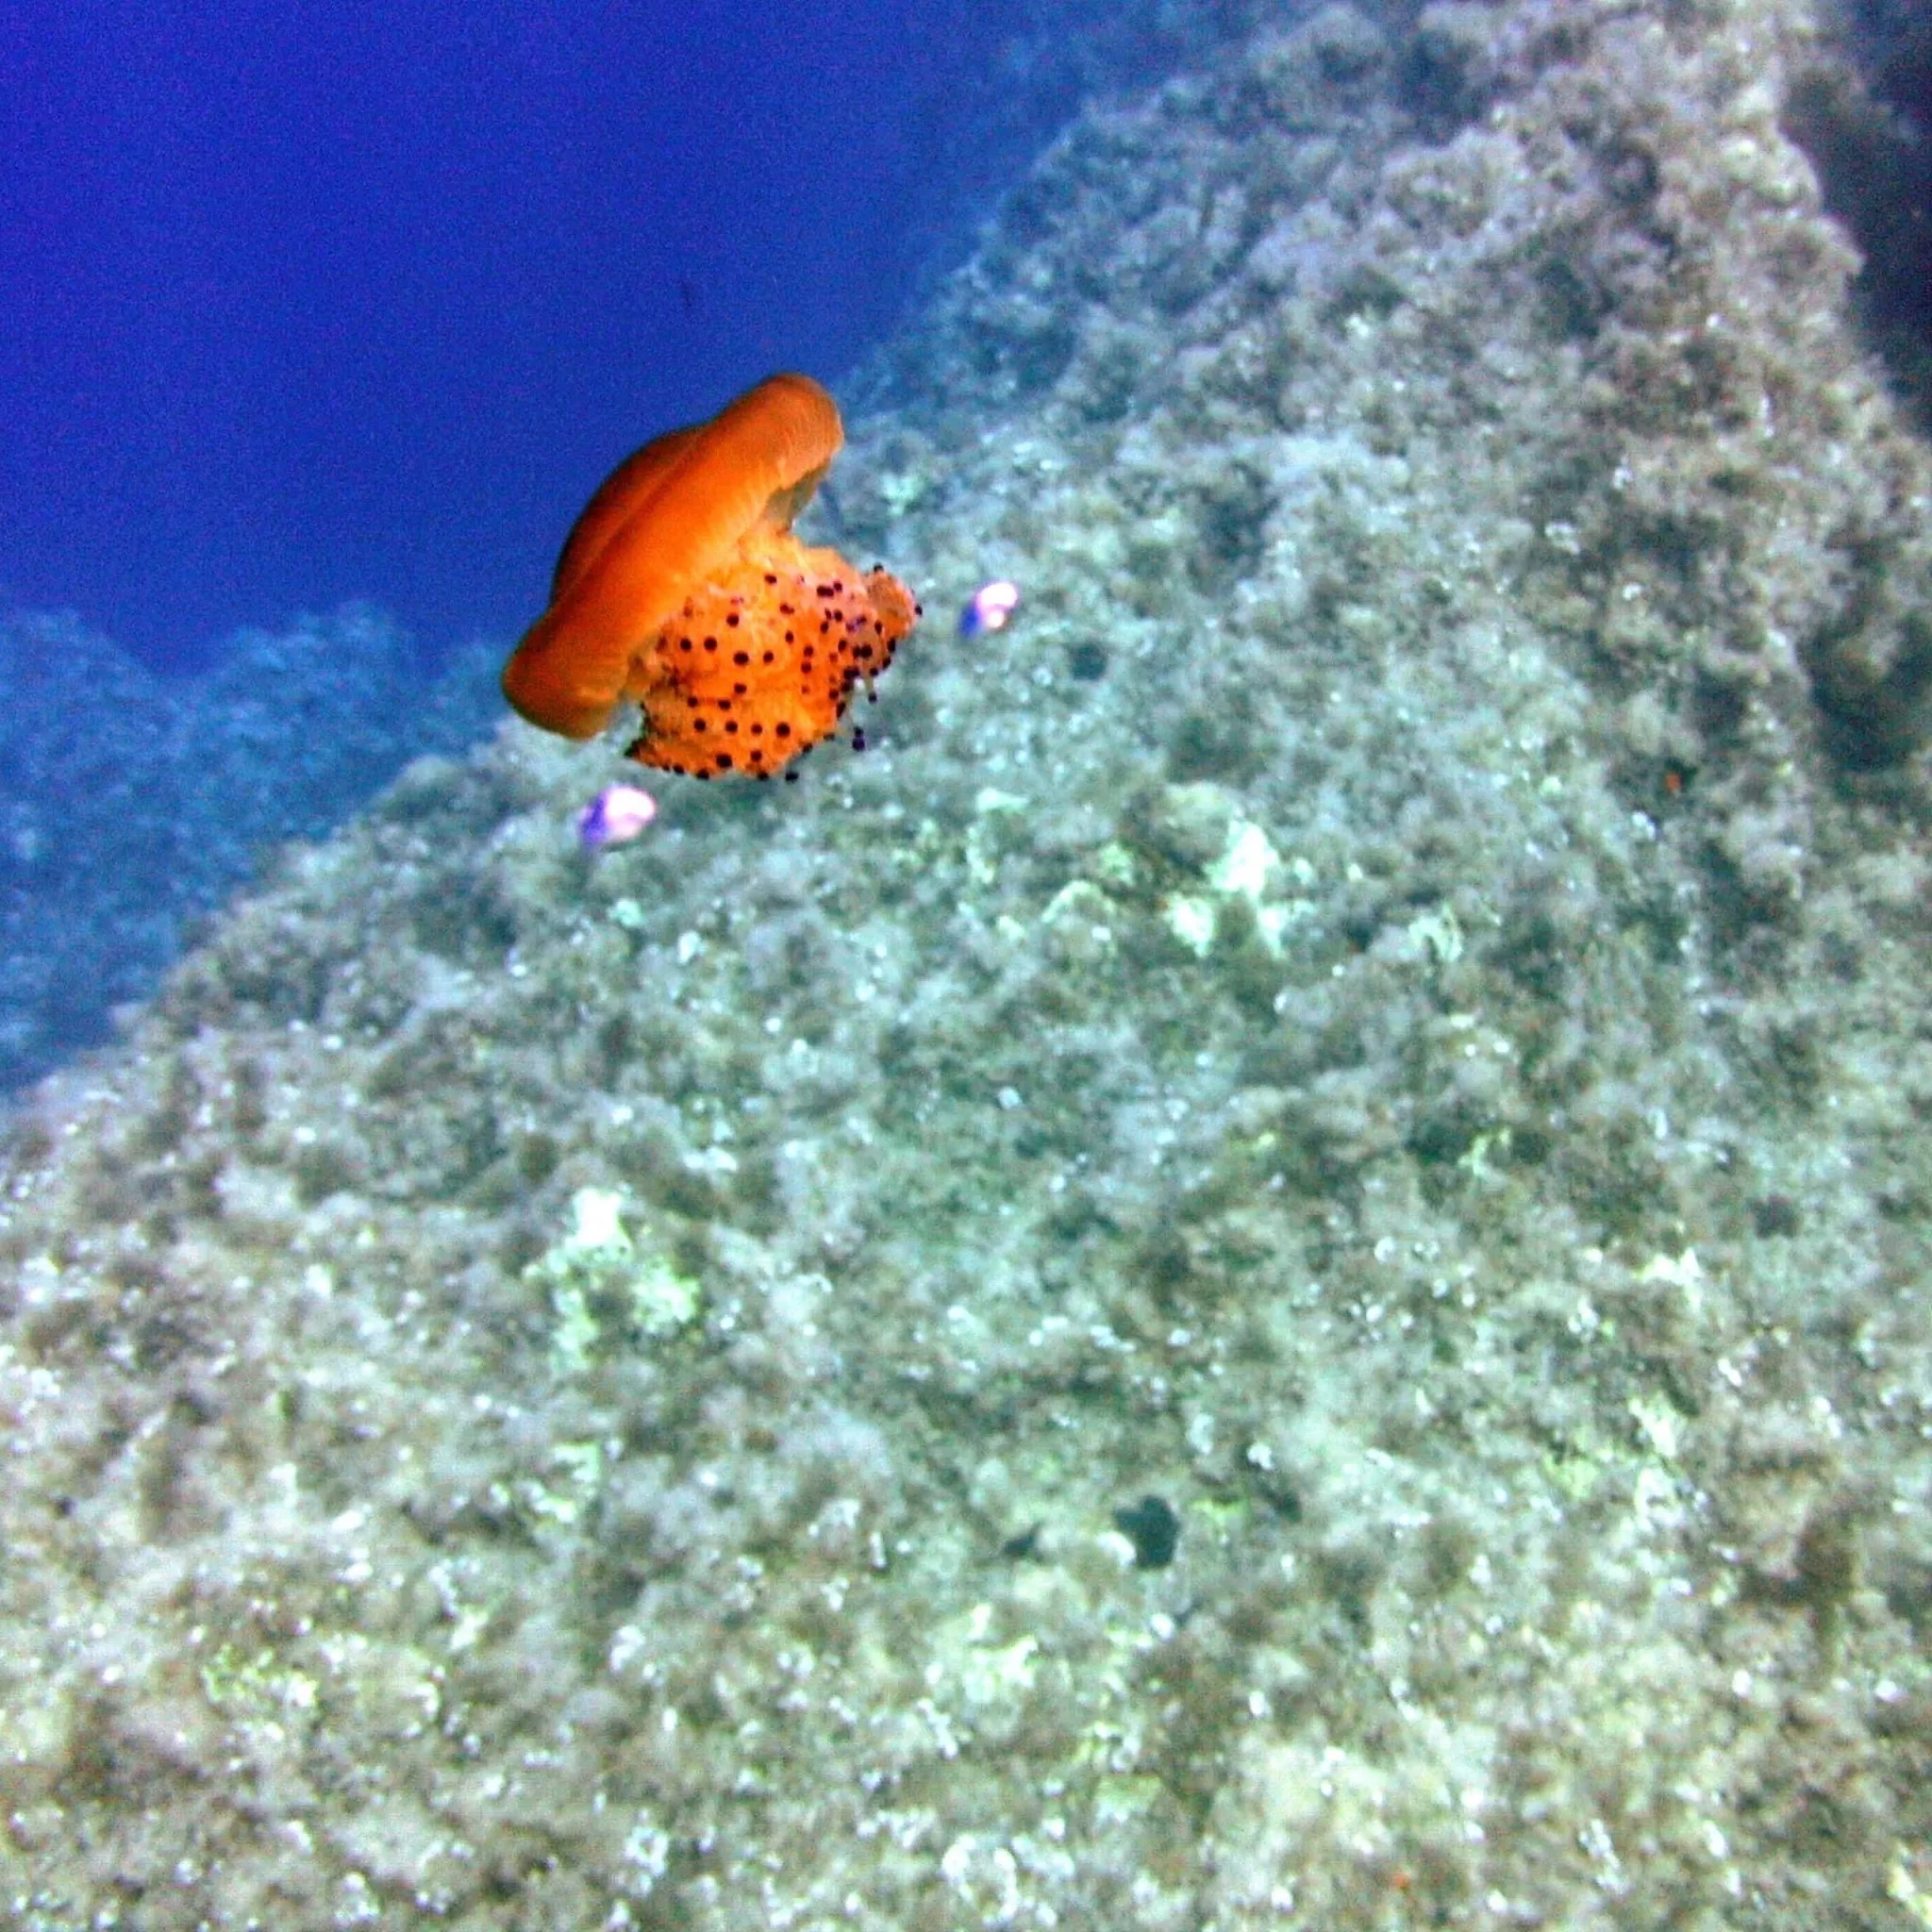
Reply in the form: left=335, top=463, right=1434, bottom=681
left=0, top=0, right=1201, bottom=672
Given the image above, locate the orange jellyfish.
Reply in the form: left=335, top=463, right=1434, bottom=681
left=502, top=373, right=921, bottom=780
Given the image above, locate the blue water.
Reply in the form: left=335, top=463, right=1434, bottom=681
left=0, top=0, right=1157, bottom=672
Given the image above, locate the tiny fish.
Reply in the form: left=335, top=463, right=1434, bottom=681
left=576, top=783, right=658, bottom=849
left=958, top=578, right=1021, bottom=639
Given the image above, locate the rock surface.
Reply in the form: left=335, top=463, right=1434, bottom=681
left=5, top=0, right=1932, bottom=1924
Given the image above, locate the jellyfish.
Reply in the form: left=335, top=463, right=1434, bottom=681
left=501, top=374, right=921, bottom=780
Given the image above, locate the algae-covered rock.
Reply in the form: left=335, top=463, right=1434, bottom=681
left=6, top=0, right=1932, bottom=1925
left=525, top=1185, right=702, bottom=1374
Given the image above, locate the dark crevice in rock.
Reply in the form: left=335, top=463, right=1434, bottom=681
left=1784, top=23, right=1932, bottom=430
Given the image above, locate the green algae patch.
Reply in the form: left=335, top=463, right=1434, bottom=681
left=516, top=1439, right=607, bottom=1528
left=525, top=1185, right=701, bottom=1374
left=199, top=1641, right=319, bottom=1728
left=1142, top=795, right=1308, bottom=960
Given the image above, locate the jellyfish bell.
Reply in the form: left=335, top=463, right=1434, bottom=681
left=502, top=374, right=922, bottom=780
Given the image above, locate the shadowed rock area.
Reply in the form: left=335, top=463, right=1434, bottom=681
left=0, top=609, right=499, bottom=1093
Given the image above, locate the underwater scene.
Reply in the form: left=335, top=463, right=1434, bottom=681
left=6, top=0, right=1932, bottom=1924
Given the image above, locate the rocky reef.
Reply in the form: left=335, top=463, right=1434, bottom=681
left=6, top=0, right=1932, bottom=1924
left=0, top=608, right=498, bottom=1094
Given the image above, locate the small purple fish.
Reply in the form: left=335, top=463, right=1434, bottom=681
left=958, top=578, right=1021, bottom=639
left=576, top=783, right=658, bottom=850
